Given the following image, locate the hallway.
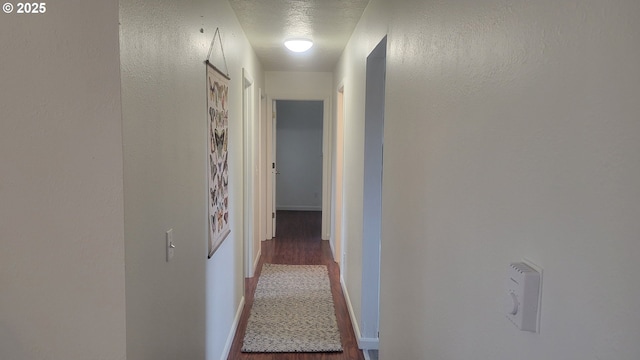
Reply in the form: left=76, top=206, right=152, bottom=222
left=227, top=211, right=364, bottom=359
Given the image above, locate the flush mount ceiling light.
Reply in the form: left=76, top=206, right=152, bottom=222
left=284, top=39, right=313, bottom=53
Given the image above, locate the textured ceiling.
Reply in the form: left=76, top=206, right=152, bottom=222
left=229, top=0, right=370, bottom=72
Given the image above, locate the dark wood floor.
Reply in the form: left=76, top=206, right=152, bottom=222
left=227, top=211, right=364, bottom=360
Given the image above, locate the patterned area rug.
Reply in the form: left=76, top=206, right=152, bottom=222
left=242, top=264, right=343, bottom=353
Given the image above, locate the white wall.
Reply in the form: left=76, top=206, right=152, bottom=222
left=0, top=2, right=126, bottom=359
left=119, top=0, right=263, bottom=359
left=332, top=1, right=390, bottom=348
left=337, top=0, right=640, bottom=359
left=276, top=100, right=324, bottom=211
left=266, top=71, right=333, bottom=100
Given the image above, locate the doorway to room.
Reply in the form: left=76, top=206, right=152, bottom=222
left=360, top=35, right=387, bottom=351
left=273, top=100, right=324, bottom=237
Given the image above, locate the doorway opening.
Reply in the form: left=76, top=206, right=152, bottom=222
left=273, top=100, right=324, bottom=237
left=266, top=98, right=331, bottom=242
left=242, top=69, right=259, bottom=278
left=275, top=100, right=324, bottom=210
left=332, top=85, right=345, bottom=266
left=360, top=36, right=387, bottom=350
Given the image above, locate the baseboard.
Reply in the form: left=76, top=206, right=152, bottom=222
left=328, top=238, right=336, bottom=262
left=340, top=275, right=380, bottom=350
left=252, top=246, right=262, bottom=275
left=359, top=337, right=379, bottom=350
left=220, top=296, right=245, bottom=360
left=276, top=205, right=322, bottom=211
left=340, top=275, right=363, bottom=347
left=363, top=349, right=377, bottom=360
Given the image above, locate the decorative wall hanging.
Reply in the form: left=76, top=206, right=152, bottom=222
left=206, top=28, right=231, bottom=258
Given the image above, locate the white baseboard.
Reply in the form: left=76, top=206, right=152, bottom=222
left=276, top=205, right=322, bottom=211
left=340, top=275, right=379, bottom=350
left=363, top=349, right=377, bottom=360
left=359, top=337, right=379, bottom=350
left=252, top=247, right=262, bottom=275
left=328, top=238, right=336, bottom=261
left=220, top=296, right=245, bottom=360
left=340, top=275, right=362, bottom=347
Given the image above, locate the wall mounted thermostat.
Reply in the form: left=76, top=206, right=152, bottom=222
left=506, top=261, right=541, bottom=332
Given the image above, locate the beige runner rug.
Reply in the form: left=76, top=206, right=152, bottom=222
left=241, top=264, right=343, bottom=353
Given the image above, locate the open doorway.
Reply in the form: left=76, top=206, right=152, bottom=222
left=360, top=36, right=387, bottom=350
left=242, top=69, right=259, bottom=278
left=266, top=97, right=331, bottom=240
left=332, top=86, right=345, bottom=266
left=273, top=100, right=324, bottom=236
left=275, top=101, right=324, bottom=211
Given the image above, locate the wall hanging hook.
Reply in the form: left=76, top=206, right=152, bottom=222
left=206, top=27, right=230, bottom=80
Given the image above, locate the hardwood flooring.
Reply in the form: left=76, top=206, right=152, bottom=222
left=227, top=211, right=364, bottom=360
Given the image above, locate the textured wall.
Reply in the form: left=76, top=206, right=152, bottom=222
left=382, top=0, right=640, bottom=359
left=119, top=0, right=263, bottom=359
left=266, top=71, right=334, bottom=99
left=333, top=1, right=390, bottom=347
left=0, top=1, right=126, bottom=359
left=337, top=0, right=640, bottom=358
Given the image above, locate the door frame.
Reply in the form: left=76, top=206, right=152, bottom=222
left=265, top=96, right=331, bottom=241
left=360, top=36, right=387, bottom=349
left=332, top=84, right=345, bottom=266
left=258, top=88, right=267, bottom=256
left=242, top=69, right=259, bottom=278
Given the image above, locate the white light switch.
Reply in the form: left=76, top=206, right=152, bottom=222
left=506, top=261, right=541, bottom=332
left=166, top=229, right=175, bottom=261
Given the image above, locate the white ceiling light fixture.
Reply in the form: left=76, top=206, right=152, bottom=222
left=284, top=39, right=313, bottom=53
